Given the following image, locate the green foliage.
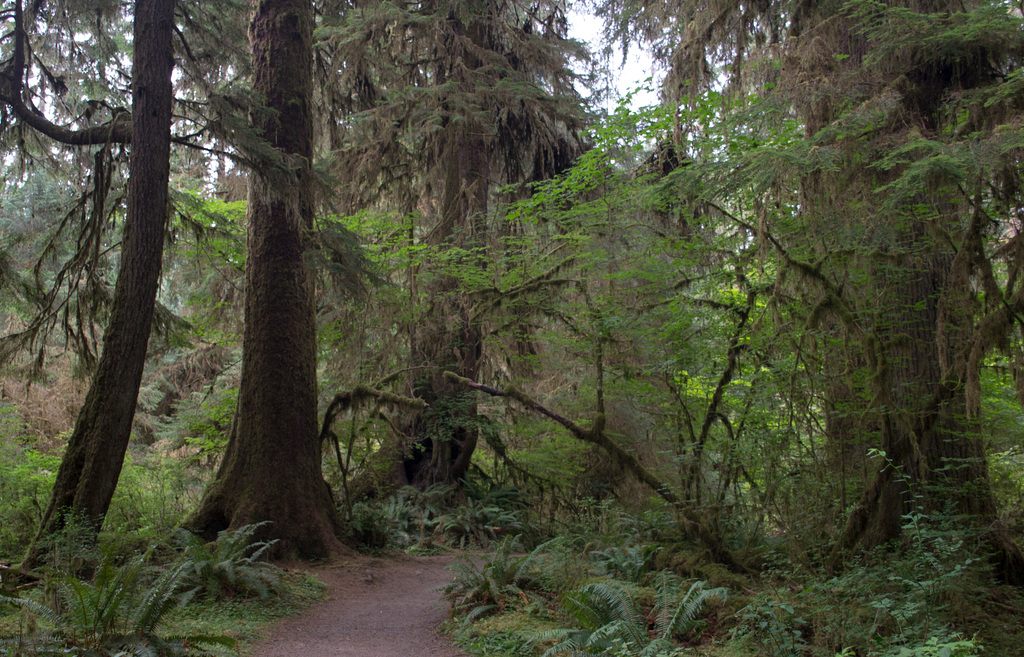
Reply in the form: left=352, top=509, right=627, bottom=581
left=104, top=452, right=208, bottom=537
left=0, top=410, right=59, bottom=558
left=834, top=633, right=983, bottom=657
left=29, top=513, right=102, bottom=576
left=403, top=483, right=456, bottom=541
left=179, top=390, right=237, bottom=464
left=734, top=597, right=807, bottom=657
left=150, top=379, right=239, bottom=469
left=347, top=497, right=416, bottom=549
left=435, top=485, right=527, bottom=549
left=537, top=574, right=726, bottom=657
left=436, top=498, right=524, bottom=548
left=0, top=555, right=235, bottom=656
left=649, top=574, right=727, bottom=645
left=541, top=580, right=647, bottom=656
left=611, top=510, right=675, bottom=545
left=453, top=628, right=537, bottom=657
left=557, top=498, right=619, bottom=549
left=887, top=634, right=982, bottom=657
left=172, top=523, right=282, bottom=601
left=160, top=570, right=325, bottom=649
left=442, top=536, right=550, bottom=623
left=590, top=545, right=660, bottom=583
left=346, top=483, right=474, bottom=550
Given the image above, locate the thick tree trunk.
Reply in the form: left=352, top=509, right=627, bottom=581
left=406, top=123, right=487, bottom=489
left=23, top=0, right=175, bottom=568
left=408, top=310, right=481, bottom=489
left=187, top=0, right=341, bottom=559
left=839, top=248, right=1024, bottom=584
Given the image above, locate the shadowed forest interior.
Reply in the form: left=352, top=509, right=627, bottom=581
left=1, top=0, right=1024, bottom=655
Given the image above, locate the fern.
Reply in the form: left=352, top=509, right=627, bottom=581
left=537, top=573, right=727, bottom=656
left=0, top=555, right=235, bottom=656
left=590, top=544, right=660, bottom=583
left=441, top=535, right=549, bottom=622
left=651, top=573, right=727, bottom=641
left=174, top=521, right=282, bottom=600
left=538, top=580, right=645, bottom=656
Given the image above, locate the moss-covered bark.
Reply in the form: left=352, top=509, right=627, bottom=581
left=187, top=0, right=341, bottom=559
left=23, top=0, right=175, bottom=568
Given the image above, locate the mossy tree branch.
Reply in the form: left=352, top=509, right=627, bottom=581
left=319, top=384, right=428, bottom=511
left=443, top=371, right=747, bottom=571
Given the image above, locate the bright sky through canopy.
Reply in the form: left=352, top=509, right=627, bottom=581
left=568, top=6, right=660, bottom=110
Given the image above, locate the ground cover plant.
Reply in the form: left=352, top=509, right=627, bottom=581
left=0, top=524, right=324, bottom=656
left=0, top=554, right=234, bottom=656
left=439, top=503, right=1022, bottom=656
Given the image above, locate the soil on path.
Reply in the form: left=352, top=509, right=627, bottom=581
left=250, top=554, right=468, bottom=657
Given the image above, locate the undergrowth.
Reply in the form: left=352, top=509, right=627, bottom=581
left=0, top=524, right=324, bottom=656
left=439, top=502, right=1021, bottom=657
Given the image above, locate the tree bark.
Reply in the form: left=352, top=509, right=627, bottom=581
left=22, top=0, right=175, bottom=568
left=839, top=249, right=1024, bottom=584
left=187, top=0, right=342, bottom=559
left=403, top=19, right=489, bottom=491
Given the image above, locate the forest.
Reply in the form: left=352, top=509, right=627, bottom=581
left=1, top=0, right=1023, bottom=654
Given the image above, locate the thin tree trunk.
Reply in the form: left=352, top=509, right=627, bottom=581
left=187, top=0, right=342, bottom=559
left=23, top=0, right=175, bottom=568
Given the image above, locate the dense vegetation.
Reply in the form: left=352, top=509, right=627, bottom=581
left=1, top=0, right=1023, bottom=654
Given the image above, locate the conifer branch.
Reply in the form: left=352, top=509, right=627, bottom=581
left=2, top=0, right=132, bottom=145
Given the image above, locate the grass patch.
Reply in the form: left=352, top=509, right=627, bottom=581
left=450, top=610, right=557, bottom=657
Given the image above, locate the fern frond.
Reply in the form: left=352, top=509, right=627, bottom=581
left=652, top=576, right=727, bottom=640
left=561, top=590, right=605, bottom=630
left=579, top=581, right=643, bottom=636
left=0, top=594, right=64, bottom=627
left=462, top=603, right=497, bottom=625
left=536, top=627, right=593, bottom=656
left=133, top=559, right=188, bottom=634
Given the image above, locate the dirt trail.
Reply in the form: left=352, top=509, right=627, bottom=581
left=249, top=554, right=467, bottom=657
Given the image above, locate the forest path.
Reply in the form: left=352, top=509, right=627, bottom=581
left=249, top=554, right=467, bottom=657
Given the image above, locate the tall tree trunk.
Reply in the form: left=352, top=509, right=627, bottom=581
left=792, top=0, right=1024, bottom=584
left=402, top=16, right=489, bottom=491
left=840, top=238, right=1024, bottom=584
left=23, top=0, right=175, bottom=568
left=406, top=111, right=488, bottom=490
left=187, top=0, right=341, bottom=559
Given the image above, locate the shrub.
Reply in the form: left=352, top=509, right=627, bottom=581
left=442, top=535, right=549, bottom=623
left=591, top=544, right=660, bottom=583
left=437, top=497, right=523, bottom=548
left=537, top=573, right=727, bottom=657
left=0, top=406, right=58, bottom=560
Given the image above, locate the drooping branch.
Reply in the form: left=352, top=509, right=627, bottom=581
left=444, top=371, right=674, bottom=501
left=318, top=384, right=427, bottom=444
left=2, top=0, right=132, bottom=145
left=443, top=371, right=748, bottom=571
